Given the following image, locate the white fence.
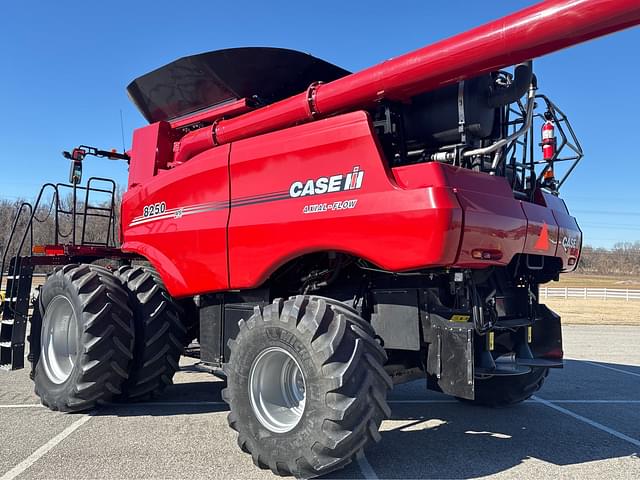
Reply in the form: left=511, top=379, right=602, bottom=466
left=540, top=287, right=640, bottom=301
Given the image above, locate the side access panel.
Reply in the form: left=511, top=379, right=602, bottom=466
left=198, top=291, right=268, bottom=366
left=520, top=201, right=560, bottom=258
left=447, top=168, right=527, bottom=267
left=227, top=111, right=462, bottom=289
left=121, top=144, right=231, bottom=297
left=392, top=163, right=528, bottom=268
left=540, top=192, right=582, bottom=271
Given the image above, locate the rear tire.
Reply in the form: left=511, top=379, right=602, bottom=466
left=115, top=265, right=187, bottom=401
left=222, top=296, right=392, bottom=478
left=34, top=264, right=134, bottom=412
left=462, top=367, right=549, bottom=407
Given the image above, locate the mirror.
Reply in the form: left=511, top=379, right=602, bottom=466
left=69, top=160, right=82, bottom=185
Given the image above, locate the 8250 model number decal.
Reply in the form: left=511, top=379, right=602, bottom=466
left=143, top=202, right=166, bottom=218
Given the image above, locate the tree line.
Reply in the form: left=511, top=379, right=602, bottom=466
left=576, top=242, right=640, bottom=277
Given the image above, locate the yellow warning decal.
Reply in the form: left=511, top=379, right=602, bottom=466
left=489, top=331, right=495, bottom=351
left=450, top=314, right=470, bottom=322
left=528, top=326, right=533, bottom=343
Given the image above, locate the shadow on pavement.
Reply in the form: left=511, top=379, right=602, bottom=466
left=81, top=358, right=639, bottom=478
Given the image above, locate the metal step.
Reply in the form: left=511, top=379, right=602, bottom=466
left=475, top=364, right=531, bottom=376
left=0, top=343, right=25, bottom=370
left=494, top=317, right=533, bottom=328
left=0, top=256, right=33, bottom=371
left=517, top=358, right=563, bottom=368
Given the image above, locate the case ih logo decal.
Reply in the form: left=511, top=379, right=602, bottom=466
left=289, top=166, right=364, bottom=198
left=562, top=235, right=578, bottom=252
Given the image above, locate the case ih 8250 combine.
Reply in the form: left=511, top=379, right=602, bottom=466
left=2, top=0, right=639, bottom=477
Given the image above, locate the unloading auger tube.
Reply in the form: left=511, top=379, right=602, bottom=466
left=173, top=0, right=640, bottom=161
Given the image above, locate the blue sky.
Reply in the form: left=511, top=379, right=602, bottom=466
left=1, top=1, right=638, bottom=247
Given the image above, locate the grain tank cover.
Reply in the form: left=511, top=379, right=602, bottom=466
left=127, top=47, right=350, bottom=124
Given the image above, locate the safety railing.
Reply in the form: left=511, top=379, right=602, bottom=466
left=0, top=178, right=117, bottom=290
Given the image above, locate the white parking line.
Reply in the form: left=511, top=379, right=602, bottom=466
left=0, top=404, right=42, bottom=408
left=105, top=401, right=227, bottom=407
left=545, top=400, right=640, bottom=404
left=2, top=399, right=638, bottom=410
left=388, top=399, right=458, bottom=404
left=583, top=360, right=640, bottom=378
left=0, top=414, right=92, bottom=480
left=532, top=396, right=640, bottom=448
left=356, top=453, right=379, bottom=480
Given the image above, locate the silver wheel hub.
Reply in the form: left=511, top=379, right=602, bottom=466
left=249, top=347, right=306, bottom=433
left=41, top=295, right=79, bottom=384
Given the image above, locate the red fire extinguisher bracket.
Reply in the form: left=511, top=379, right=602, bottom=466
left=541, top=115, right=556, bottom=162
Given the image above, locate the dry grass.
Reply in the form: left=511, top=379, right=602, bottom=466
left=546, top=273, right=640, bottom=325
left=544, top=297, right=640, bottom=325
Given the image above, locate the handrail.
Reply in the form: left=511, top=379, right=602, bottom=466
left=0, top=177, right=119, bottom=291
left=81, top=177, right=117, bottom=247
left=0, top=202, right=33, bottom=291
left=9, top=183, right=61, bottom=268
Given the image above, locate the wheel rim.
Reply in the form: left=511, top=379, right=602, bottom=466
left=249, top=347, right=306, bottom=433
left=41, top=295, right=79, bottom=384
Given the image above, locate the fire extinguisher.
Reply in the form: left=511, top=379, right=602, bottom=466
left=541, top=113, right=556, bottom=162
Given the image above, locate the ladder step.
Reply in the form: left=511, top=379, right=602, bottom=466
left=0, top=341, right=11, bottom=348
left=475, top=364, right=531, bottom=376
left=1, top=319, right=15, bottom=326
left=494, top=317, right=533, bottom=328
left=517, top=358, right=564, bottom=368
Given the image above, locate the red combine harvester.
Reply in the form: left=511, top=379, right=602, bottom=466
left=2, top=0, right=639, bottom=477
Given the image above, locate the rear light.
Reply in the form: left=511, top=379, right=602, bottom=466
left=471, top=249, right=502, bottom=261
left=41, top=245, right=66, bottom=256
left=32, top=245, right=46, bottom=255
left=543, top=347, right=564, bottom=360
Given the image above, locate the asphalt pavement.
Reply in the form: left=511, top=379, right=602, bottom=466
left=1, top=324, right=639, bottom=479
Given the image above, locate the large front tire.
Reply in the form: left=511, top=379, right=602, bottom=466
left=222, top=296, right=392, bottom=478
left=34, top=264, right=135, bottom=412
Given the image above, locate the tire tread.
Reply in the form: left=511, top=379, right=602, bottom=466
left=115, top=265, right=186, bottom=401
left=223, top=295, right=391, bottom=478
left=35, top=264, right=134, bottom=412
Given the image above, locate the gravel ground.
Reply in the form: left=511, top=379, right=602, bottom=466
left=1, top=324, right=639, bottom=479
